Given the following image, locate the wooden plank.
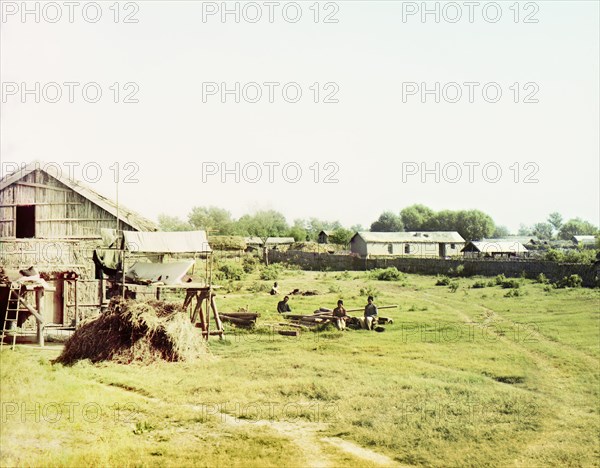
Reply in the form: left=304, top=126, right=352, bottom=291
left=35, top=289, right=45, bottom=347
left=36, top=218, right=115, bottom=222
left=0, top=203, right=82, bottom=207
left=14, top=182, right=70, bottom=191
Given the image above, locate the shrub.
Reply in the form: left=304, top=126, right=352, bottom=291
left=535, top=273, right=550, bottom=284
left=359, top=285, right=379, bottom=297
left=501, top=279, right=521, bottom=289
left=224, top=280, right=243, bottom=293
left=504, top=289, right=522, bottom=298
left=216, top=262, right=245, bottom=281
left=328, top=284, right=342, bottom=294
left=369, top=267, right=405, bottom=281
left=448, top=281, right=459, bottom=293
left=455, top=265, right=465, bottom=277
left=436, top=276, right=451, bottom=286
left=472, top=280, right=488, bottom=289
left=545, top=249, right=565, bottom=262
left=260, top=264, right=283, bottom=281
left=242, top=255, right=259, bottom=274
left=555, top=274, right=583, bottom=289
left=494, top=274, right=507, bottom=285
left=247, top=282, right=270, bottom=293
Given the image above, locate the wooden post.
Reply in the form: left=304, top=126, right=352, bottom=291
left=35, top=288, right=45, bottom=347
left=73, top=279, right=78, bottom=328
left=210, top=294, right=224, bottom=340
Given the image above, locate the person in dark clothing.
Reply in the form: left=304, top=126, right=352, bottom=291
left=277, top=296, right=291, bottom=313
left=363, top=295, right=378, bottom=330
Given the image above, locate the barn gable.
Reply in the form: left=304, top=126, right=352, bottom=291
left=0, top=162, right=157, bottom=239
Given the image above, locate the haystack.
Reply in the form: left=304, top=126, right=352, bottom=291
left=56, top=298, right=207, bottom=365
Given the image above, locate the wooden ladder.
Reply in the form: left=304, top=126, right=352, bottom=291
left=1, top=284, right=25, bottom=351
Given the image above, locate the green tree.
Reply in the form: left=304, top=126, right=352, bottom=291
left=288, top=219, right=309, bottom=242
left=492, top=225, right=511, bottom=238
left=558, top=218, right=599, bottom=240
left=547, top=212, right=563, bottom=232
left=454, top=210, right=495, bottom=241
left=305, top=218, right=342, bottom=241
left=237, top=210, right=289, bottom=264
left=532, top=222, right=553, bottom=240
left=329, top=228, right=353, bottom=246
left=425, top=210, right=458, bottom=231
left=188, top=206, right=235, bottom=235
left=237, top=210, right=289, bottom=237
left=157, top=214, right=192, bottom=231
left=517, top=224, right=532, bottom=236
left=400, top=204, right=435, bottom=230
left=370, top=211, right=403, bottom=232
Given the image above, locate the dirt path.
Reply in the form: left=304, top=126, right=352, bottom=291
left=91, top=379, right=400, bottom=467
left=322, top=437, right=399, bottom=466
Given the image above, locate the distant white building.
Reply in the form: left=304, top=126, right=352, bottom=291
left=350, top=231, right=465, bottom=258
left=572, top=235, right=597, bottom=247
left=462, top=241, right=528, bottom=258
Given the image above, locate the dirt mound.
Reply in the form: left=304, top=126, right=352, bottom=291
left=56, top=298, right=207, bottom=365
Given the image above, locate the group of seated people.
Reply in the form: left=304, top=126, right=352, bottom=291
left=277, top=294, right=378, bottom=331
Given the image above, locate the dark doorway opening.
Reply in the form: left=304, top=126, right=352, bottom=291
left=16, top=205, right=35, bottom=238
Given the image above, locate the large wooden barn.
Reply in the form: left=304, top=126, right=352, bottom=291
left=0, top=161, right=157, bottom=272
left=0, top=161, right=157, bottom=328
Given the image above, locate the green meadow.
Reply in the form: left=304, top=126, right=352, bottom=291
left=1, top=269, right=599, bottom=467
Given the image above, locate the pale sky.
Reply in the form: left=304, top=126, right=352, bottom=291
left=1, top=1, right=598, bottom=232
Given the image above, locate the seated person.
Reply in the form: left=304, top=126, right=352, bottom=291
left=277, top=296, right=291, bottom=313
left=332, top=299, right=347, bottom=330
left=363, top=295, right=378, bottom=330
left=270, top=282, right=279, bottom=295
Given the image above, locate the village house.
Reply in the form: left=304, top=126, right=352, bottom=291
left=461, top=241, right=528, bottom=258
left=572, top=235, right=597, bottom=248
left=349, top=231, right=465, bottom=258
left=317, top=231, right=334, bottom=244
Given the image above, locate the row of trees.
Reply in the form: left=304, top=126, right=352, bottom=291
left=370, top=205, right=496, bottom=241
left=158, top=205, right=598, bottom=243
left=516, top=213, right=599, bottom=240
left=158, top=208, right=359, bottom=244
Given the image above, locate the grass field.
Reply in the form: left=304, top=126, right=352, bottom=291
left=1, top=269, right=599, bottom=467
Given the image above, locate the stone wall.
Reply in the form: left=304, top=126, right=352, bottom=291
left=269, top=251, right=599, bottom=287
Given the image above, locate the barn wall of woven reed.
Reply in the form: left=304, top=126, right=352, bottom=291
left=0, top=169, right=136, bottom=238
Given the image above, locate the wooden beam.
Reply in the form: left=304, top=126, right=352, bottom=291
left=35, top=289, right=45, bottom=347
left=18, top=296, right=44, bottom=323
left=36, top=218, right=115, bottom=222
left=15, top=182, right=70, bottom=191
left=0, top=203, right=82, bottom=207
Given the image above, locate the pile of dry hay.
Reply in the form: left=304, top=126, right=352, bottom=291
left=56, top=298, right=207, bottom=365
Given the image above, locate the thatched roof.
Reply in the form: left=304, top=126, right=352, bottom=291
left=352, top=231, right=465, bottom=244
left=245, top=236, right=295, bottom=246
left=0, top=161, right=157, bottom=232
